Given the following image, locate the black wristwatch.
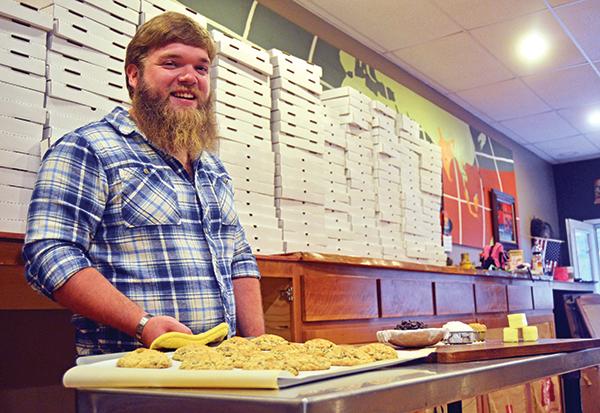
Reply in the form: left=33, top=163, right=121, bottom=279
left=135, top=313, right=154, bottom=343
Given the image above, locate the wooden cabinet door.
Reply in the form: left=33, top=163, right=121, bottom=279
left=302, top=274, right=378, bottom=321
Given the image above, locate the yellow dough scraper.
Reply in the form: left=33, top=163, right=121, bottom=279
left=150, top=322, right=229, bottom=350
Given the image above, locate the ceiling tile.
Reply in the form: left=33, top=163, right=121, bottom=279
left=522, top=64, right=600, bottom=110
left=295, top=0, right=461, bottom=51
left=548, top=0, right=580, bottom=6
left=585, top=131, right=600, bottom=148
left=558, top=104, right=600, bottom=134
left=455, top=78, right=550, bottom=121
left=500, top=110, right=579, bottom=142
left=523, top=143, right=555, bottom=163
left=489, top=121, right=529, bottom=145
left=533, top=135, right=598, bottom=160
left=446, top=94, right=494, bottom=123
left=392, top=32, right=513, bottom=92
left=433, top=0, right=546, bottom=30
left=470, top=9, right=586, bottom=76
left=554, top=0, right=600, bottom=61
left=384, top=53, right=452, bottom=95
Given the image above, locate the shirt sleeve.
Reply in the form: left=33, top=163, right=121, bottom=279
left=23, top=132, right=108, bottom=299
left=230, top=217, right=261, bottom=280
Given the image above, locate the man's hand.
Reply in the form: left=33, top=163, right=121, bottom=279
left=140, top=315, right=192, bottom=347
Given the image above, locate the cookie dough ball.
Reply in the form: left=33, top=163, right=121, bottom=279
left=304, top=338, right=337, bottom=355
left=116, top=348, right=171, bottom=369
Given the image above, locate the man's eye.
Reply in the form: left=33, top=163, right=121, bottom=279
left=162, top=61, right=176, bottom=68
left=196, top=66, right=208, bottom=73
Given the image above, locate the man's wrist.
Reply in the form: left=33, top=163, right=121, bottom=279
left=135, top=313, right=154, bottom=343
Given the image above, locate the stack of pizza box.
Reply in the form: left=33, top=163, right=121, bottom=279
left=139, top=0, right=207, bottom=26
left=371, top=100, right=405, bottom=260
left=321, top=87, right=382, bottom=258
left=0, top=1, right=54, bottom=232
left=320, top=108, right=355, bottom=254
left=396, top=113, right=445, bottom=265
left=269, top=48, right=328, bottom=253
left=210, top=30, right=282, bottom=255
left=38, top=0, right=138, bottom=151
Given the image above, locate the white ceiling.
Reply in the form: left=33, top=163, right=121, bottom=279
left=294, top=0, right=600, bottom=164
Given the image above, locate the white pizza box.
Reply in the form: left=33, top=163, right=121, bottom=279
left=271, top=119, right=320, bottom=143
left=211, top=67, right=270, bottom=99
left=345, top=162, right=373, bottom=178
left=140, top=0, right=207, bottom=27
left=283, top=240, right=322, bottom=254
left=378, top=221, right=401, bottom=235
left=321, top=87, right=369, bottom=104
left=276, top=162, right=327, bottom=179
left=271, top=105, right=322, bottom=131
left=326, top=168, right=346, bottom=185
left=238, top=210, right=278, bottom=228
left=235, top=201, right=277, bottom=219
left=50, top=5, right=130, bottom=60
left=348, top=189, right=376, bottom=203
left=0, top=166, right=36, bottom=189
left=48, top=35, right=123, bottom=74
left=0, top=82, right=45, bottom=124
left=0, top=217, right=26, bottom=234
left=47, top=52, right=128, bottom=102
left=324, top=199, right=350, bottom=214
left=243, top=224, right=282, bottom=241
left=282, top=229, right=328, bottom=245
left=271, top=87, right=314, bottom=112
left=324, top=225, right=355, bottom=241
left=328, top=181, right=349, bottom=195
left=373, top=142, right=401, bottom=157
left=213, top=89, right=270, bottom=120
left=83, top=0, right=139, bottom=23
left=329, top=111, right=370, bottom=131
left=274, top=175, right=326, bottom=195
left=222, top=161, right=274, bottom=185
left=371, top=127, right=397, bottom=141
left=2, top=114, right=43, bottom=141
left=215, top=114, right=268, bottom=143
left=213, top=76, right=271, bottom=108
left=0, top=148, right=40, bottom=172
left=218, top=135, right=273, bottom=158
left=46, top=80, right=122, bottom=114
left=272, top=95, right=323, bottom=121
left=324, top=210, right=350, bottom=224
left=0, top=197, right=29, bottom=222
left=323, top=97, right=370, bottom=116
left=345, top=138, right=373, bottom=156
left=324, top=144, right=346, bottom=163
left=269, top=50, right=322, bottom=95
left=374, top=175, right=401, bottom=190
left=43, top=126, right=70, bottom=146
left=0, top=184, right=32, bottom=205
left=275, top=198, right=325, bottom=216
left=46, top=96, right=112, bottom=129
left=348, top=197, right=376, bottom=210
left=269, top=48, right=322, bottom=77
left=251, top=241, right=285, bottom=256
left=0, top=15, right=47, bottom=47
left=274, top=143, right=324, bottom=165
left=371, top=115, right=395, bottom=131
left=231, top=176, right=273, bottom=197
left=324, top=132, right=346, bottom=149
left=214, top=101, right=270, bottom=130
left=279, top=217, right=324, bottom=234
left=270, top=77, right=319, bottom=105
left=212, top=30, right=271, bottom=76
left=275, top=185, right=324, bottom=205
left=0, top=128, right=41, bottom=156
left=0, top=0, right=52, bottom=30
left=396, top=113, right=419, bottom=134
left=272, top=134, right=323, bottom=156
left=212, top=56, right=270, bottom=89
left=0, top=27, right=46, bottom=61
left=0, top=47, right=44, bottom=79
left=33, top=0, right=136, bottom=36
left=373, top=167, right=401, bottom=183
left=370, top=99, right=396, bottom=117
left=420, top=180, right=442, bottom=196
left=218, top=144, right=274, bottom=171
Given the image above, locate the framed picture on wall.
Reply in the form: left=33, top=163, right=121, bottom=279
left=490, top=189, right=518, bottom=250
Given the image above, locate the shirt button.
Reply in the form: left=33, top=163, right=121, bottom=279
left=143, top=168, right=150, bottom=175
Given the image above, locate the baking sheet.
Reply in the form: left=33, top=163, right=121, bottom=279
left=63, top=347, right=435, bottom=389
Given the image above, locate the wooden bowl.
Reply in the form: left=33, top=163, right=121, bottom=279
left=377, top=328, right=447, bottom=348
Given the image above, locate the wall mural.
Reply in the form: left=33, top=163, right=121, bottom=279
left=184, top=0, right=518, bottom=248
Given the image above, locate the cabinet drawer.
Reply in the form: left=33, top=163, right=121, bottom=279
left=507, top=285, right=533, bottom=311
left=475, top=284, right=508, bottom=313
left=532, top=284, right=554, bottom=309
left=435, top=282, right=475, bottom=315
left=380, top=279, right=434, bottom=317
left=302, top=275, right=378, bottom=321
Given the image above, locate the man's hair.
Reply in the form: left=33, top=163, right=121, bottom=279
left=124, top=12, right=216, bottom=98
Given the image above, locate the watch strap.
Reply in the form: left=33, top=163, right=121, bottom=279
left=135, top=313, right=154, bottom=343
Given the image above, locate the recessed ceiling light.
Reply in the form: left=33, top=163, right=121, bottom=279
left=588, top=110, right=600, bottom=127
left=517, top=32, right=549, bottom=62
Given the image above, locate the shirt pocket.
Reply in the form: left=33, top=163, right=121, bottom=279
left=212, top=174, right=239, bottom=227
left=119, top=167, right=181, bottom=228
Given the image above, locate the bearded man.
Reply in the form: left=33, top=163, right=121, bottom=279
left=23, top=12, right=265, bottom=356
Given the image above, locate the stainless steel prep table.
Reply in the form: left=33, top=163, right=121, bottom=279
left=76, top=347, right=600, bottom=413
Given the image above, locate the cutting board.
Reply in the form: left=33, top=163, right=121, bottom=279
left=428, top=338, right=600, bottom=363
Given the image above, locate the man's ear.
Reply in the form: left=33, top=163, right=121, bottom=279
left=126, top=64, right=140, bottom=90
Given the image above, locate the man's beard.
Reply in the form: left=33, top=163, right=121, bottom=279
left=130, top=79, right=217, bottom=159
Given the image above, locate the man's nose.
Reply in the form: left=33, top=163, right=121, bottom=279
left=177, top=65, right=198, bottom=85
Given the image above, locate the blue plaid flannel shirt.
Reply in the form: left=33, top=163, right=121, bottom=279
left=23, top=107, right=260, bottom=355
